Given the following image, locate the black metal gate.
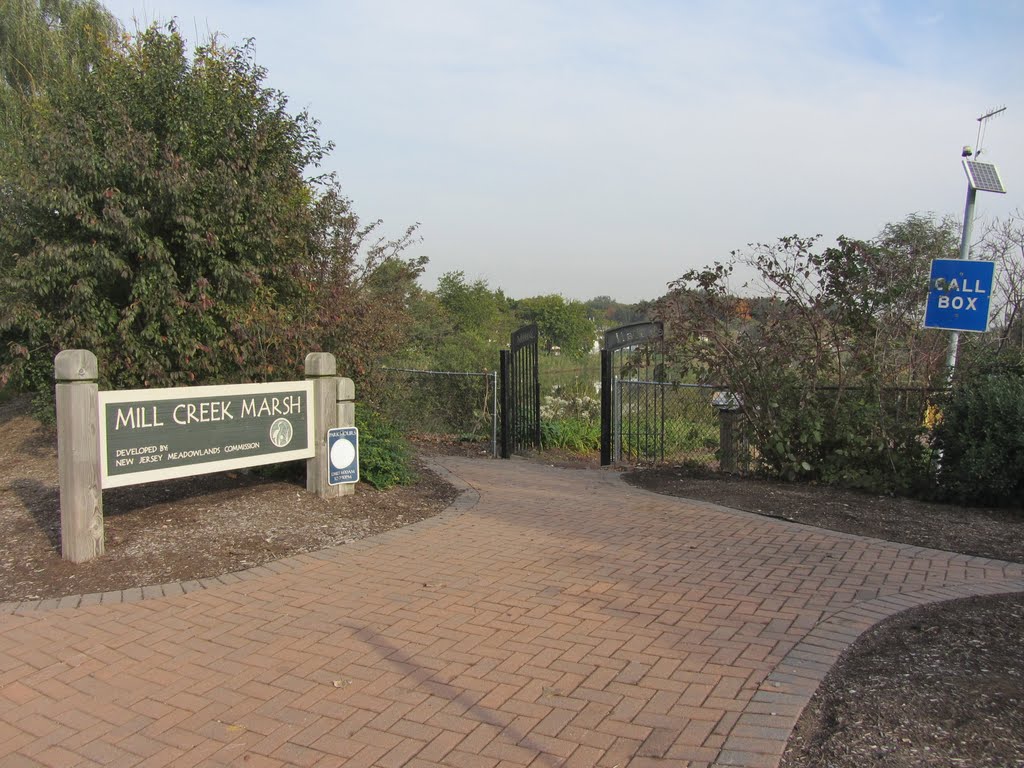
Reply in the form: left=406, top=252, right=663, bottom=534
left=600, top=321, right=665, bottom=465
left=500, top=323, right=541, bottom=458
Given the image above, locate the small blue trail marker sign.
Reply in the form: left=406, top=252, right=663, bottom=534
left=328, top=427, right=359, bottom=485
left=924, top=258, right=995, bottom=333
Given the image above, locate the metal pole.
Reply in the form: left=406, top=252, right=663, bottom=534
left=610, top=378, right=618, bottom=462
left=499, top=350, right=511, bottom=459
left=491, top=371, right=498, bottom=458
left=659, top=380, right=666, bottom=464
left=600, top=349, right=612, bottom=465
left=946, top=185, right=978, bottom=376
left=532, top=339, right=541, bottom=449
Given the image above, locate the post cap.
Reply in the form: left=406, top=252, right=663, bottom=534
left=337, top=377, right=355, bottom=401
left=54, top=350, right=98, bottom=381
left=304, top=352, right=336, bottom=377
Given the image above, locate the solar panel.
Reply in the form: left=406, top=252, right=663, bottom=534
left=963, top=160, right=1007, bottom=193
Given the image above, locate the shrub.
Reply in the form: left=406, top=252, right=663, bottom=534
left=539, top=390, right=599, bottom=422
left=742, top=375, right=933, bottom=493
left=933, top=359, right=1024, bottom=507
left=355, top=405, right=417, bottom=489
left=658, top=219, right=958, bottom=493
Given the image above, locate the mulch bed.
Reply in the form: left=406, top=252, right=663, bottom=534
left=781, top=592, right=1024, bottom=768
left=0, top=396, right=457, bottom=602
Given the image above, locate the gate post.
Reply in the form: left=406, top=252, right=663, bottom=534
left=336, top=376, right=356, bottom=497
left=718, top=408, right=740, bottom=473
left=55, top=350, right=104, bottom=563
left=601, top=321, right=665, bottom=465
left=600, top=349, right=612, bottom=466
left=305, top=352, right=342, bottom=498
left=532, top=342, right=542, bottom=449
left=499, top=350, right=511, bottom=459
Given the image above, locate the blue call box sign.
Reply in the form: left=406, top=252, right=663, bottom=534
left=328, top=427, right=359, bottom=485
left=923, top=259, right=995, bottom=333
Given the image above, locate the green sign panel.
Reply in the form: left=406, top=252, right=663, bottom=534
left=98, top=381, right=315, bottom=488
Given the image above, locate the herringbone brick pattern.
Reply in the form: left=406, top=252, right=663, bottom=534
left=1, top=458, right=1021, bottom=767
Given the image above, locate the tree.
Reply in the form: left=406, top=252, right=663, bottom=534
left=0, top=18, right=423, bottom=413
left=2, top=24, right=312, bottom=397
left=514, top=295, right=595, bottom=355
left=435, top=271, right=514, bottom=339
left=584, top=295, right=649, bottom=328
left=1, top=0, right=121, bottom=286
left=403, top=271, right=516, bottom=371
left=306, top=187, right=426, bottom=391
left=978, top=211, right=1024, bottom=351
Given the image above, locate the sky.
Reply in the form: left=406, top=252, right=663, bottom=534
left=99, top=1, right=1024, bottom=303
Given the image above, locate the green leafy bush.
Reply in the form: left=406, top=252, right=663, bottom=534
left=373, top=370, right=494, bottom=439
left=246, top=405, right=416, bottom=489
left=355, top=405, right=417, bottom=489
left=746, top=374, right=933, bottom=493
left=933, top=359, right=1024, bottom=507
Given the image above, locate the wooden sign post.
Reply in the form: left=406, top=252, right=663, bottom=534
left=54, top=350, right=104, bottom=563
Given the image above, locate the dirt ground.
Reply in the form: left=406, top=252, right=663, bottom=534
left=2, top=395, right=1022, bottom=766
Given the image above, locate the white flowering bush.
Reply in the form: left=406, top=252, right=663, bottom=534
left=540, top=389, right=600, bottom=422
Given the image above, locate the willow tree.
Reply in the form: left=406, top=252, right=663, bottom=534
left=0, top=0, right=119, bottom=98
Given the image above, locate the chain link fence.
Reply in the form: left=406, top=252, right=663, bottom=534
left=374, top=368, right=498, bottom=456
left=373, top=367, right=939, bottom=474
left=627, top=383, right=942, bottom=474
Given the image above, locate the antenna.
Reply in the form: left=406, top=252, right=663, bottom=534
left=975, top=106, right=1006, bottom=157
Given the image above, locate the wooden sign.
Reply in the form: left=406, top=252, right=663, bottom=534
left=97, top=381, right=315, bottom=488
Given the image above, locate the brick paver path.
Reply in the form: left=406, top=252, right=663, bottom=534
left=2, top=457, right=1022, bottom=768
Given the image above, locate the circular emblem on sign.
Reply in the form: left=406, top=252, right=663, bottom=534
left=269, top=418, right=293, bottom=448
left=330, top=437, right=356, bottom=470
